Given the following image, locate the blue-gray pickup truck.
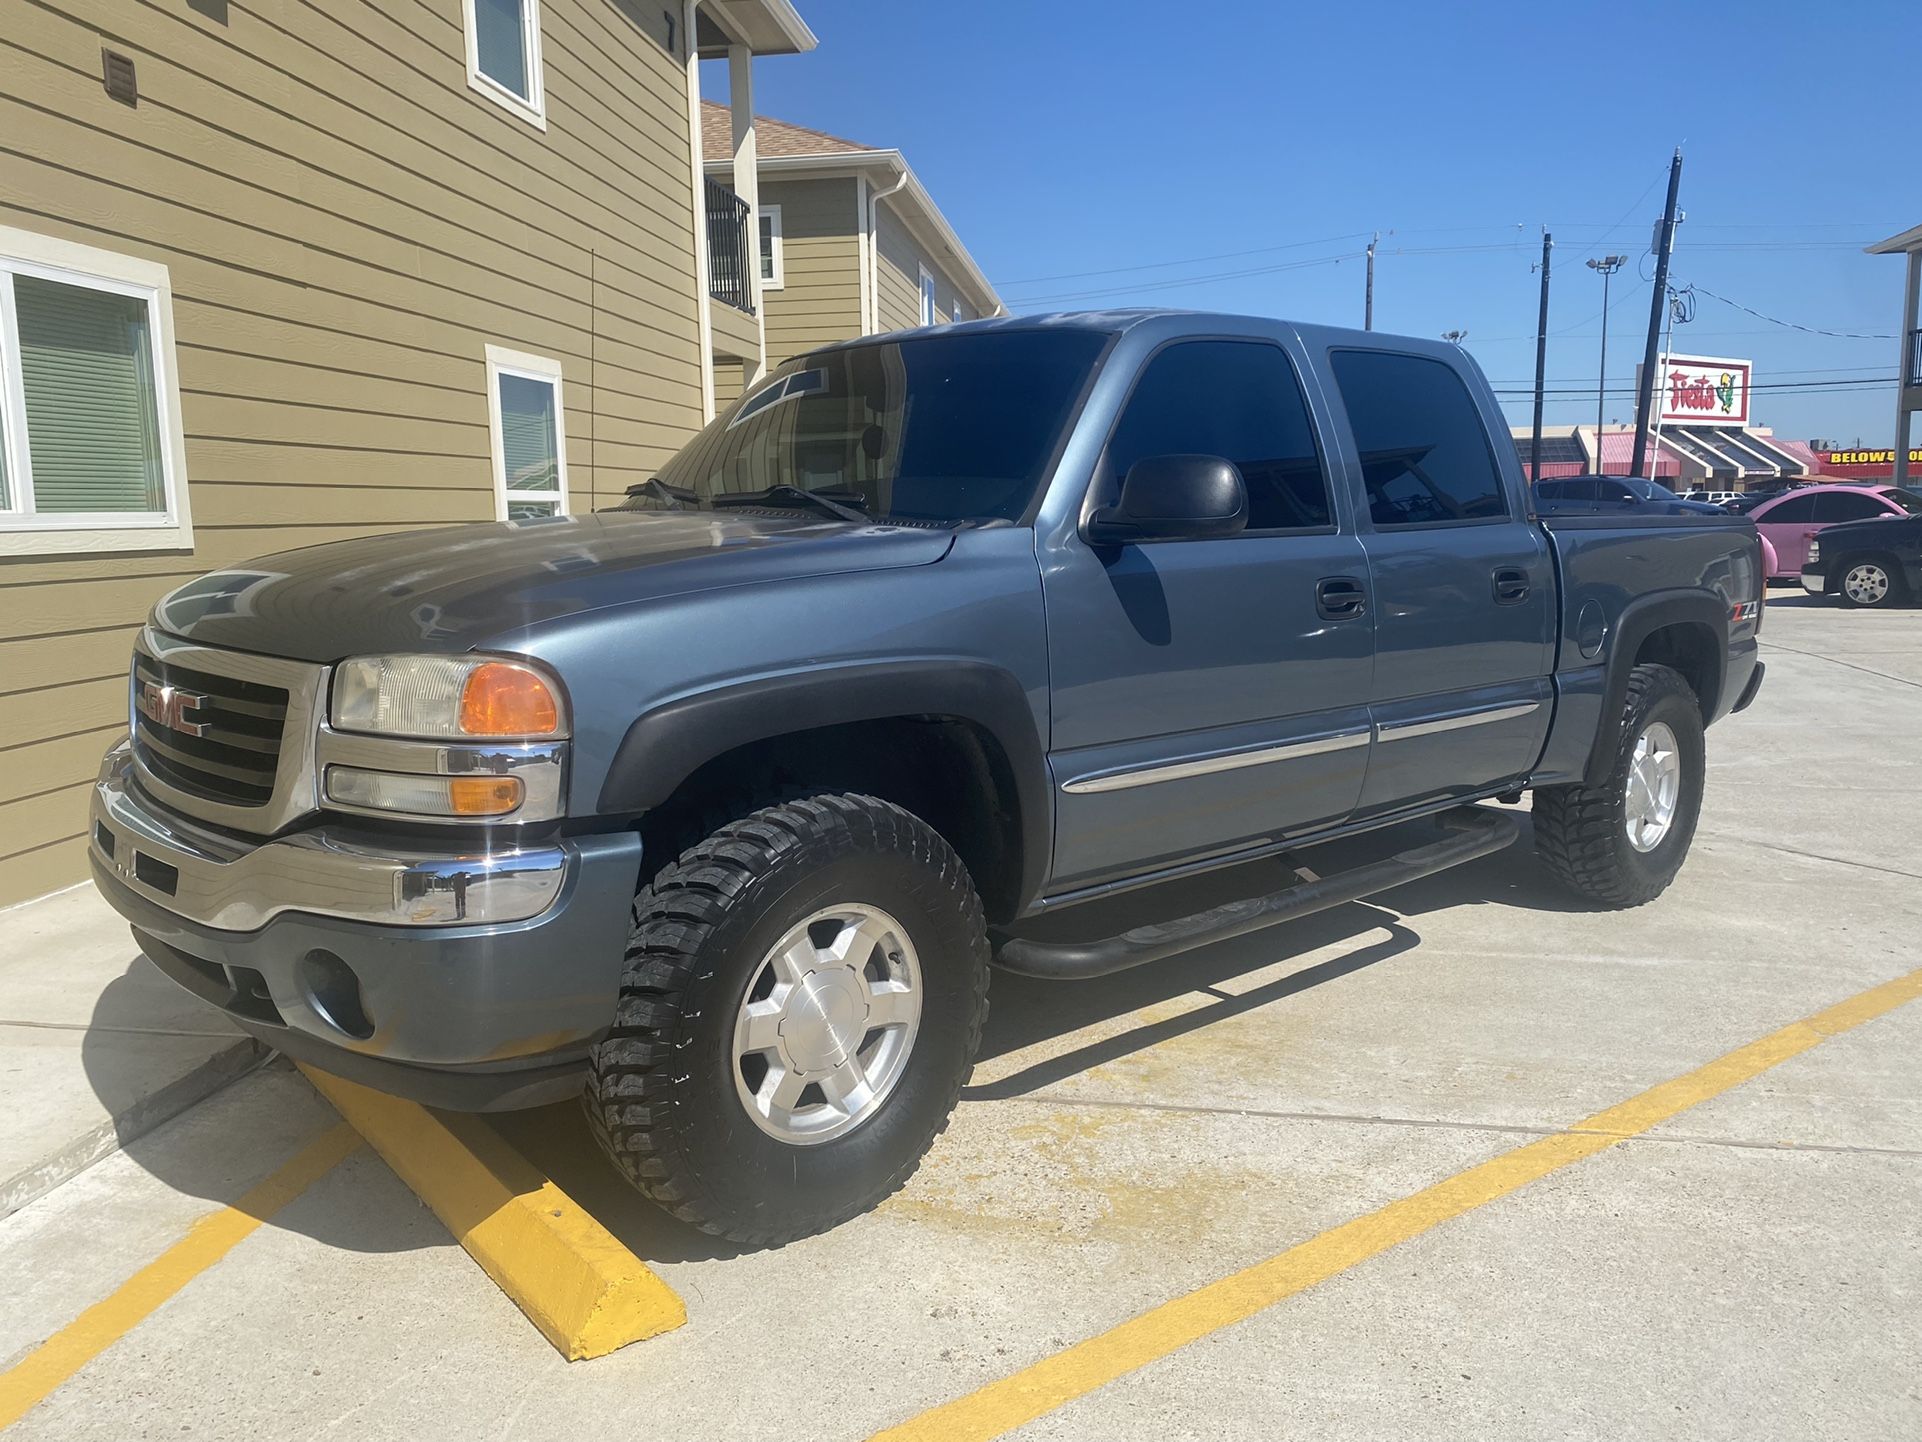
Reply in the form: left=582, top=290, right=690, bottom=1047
left=90, top=311, right=1765, bottom=1243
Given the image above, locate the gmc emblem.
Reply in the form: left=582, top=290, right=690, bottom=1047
left=139, top=681, right=211, bottom=738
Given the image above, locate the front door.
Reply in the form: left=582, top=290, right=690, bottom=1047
left=1042, top=338, right=1374, bottom=892
left=1323, top=348, right=1555, bottom=816
left=1753, top=490, right=1820, bottom=575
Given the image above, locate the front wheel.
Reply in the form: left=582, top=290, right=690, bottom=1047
left=584, top=794, right=989, bottom=1246
left=1532, top=663, right=1706, bottom=907
left=1836, top=559, right=1905, bottom=609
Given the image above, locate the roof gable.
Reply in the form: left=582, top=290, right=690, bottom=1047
left=700, top=101, right=873, bottom=159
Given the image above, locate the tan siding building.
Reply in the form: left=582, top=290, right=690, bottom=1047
left=0, top=0, right=813, bottom=907
left=699, top=103, right=1001, bottom=374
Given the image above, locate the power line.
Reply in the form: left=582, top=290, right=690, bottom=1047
left=1009, top=250, right=1361, bottom=307
left=1488, top=377, right=1895, bottom=397
left=1486, top=364, right=1898, bottom=385
left=994, top=231, right=1374, bottom=288
left=1683, top=284, right=1897, bottom=340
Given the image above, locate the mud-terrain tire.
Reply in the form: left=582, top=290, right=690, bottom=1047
left=1532, top=663, right=1705, bottom=908
left=584, top=794, right=989, bottom=1246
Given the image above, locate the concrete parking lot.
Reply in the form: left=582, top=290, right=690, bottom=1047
left=2, top=595, right=1919, bottom=1441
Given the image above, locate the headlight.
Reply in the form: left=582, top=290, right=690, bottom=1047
left=331, top=655, right=567, bottom=740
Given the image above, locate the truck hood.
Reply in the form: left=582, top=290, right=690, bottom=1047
left=150, top=511, right=955, bottom=662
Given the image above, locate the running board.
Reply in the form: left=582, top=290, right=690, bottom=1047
left=993, top=806, right=1520, bottom=981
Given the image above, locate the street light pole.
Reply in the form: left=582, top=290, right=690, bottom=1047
left=1586, top=254, right=1627, bottom=470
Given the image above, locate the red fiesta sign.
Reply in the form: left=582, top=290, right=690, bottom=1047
left=1656, top=353, right=1752, bottom=428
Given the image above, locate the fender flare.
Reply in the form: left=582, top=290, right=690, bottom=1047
left=1581, top=588, right=1730, bottom=787
left=597, top=660, right=1052, bottom=909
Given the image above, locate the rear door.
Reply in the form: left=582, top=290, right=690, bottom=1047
left=1324, top=347, right=1555, bottom=817
left=1042, top=337, right=1374, bottom=891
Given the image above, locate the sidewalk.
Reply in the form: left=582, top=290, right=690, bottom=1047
left=0, top=884, right=265, bottom=1218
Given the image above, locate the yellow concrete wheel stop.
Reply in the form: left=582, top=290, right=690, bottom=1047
left=299, top=1066, right=685, bottom=1360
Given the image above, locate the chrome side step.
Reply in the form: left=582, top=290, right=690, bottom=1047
left=992, top=806, right=1520, bottom=981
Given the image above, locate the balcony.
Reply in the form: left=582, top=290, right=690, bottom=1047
left=705, top=177, right=755, bottom=315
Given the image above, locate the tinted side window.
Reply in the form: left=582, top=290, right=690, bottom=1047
left=1331, top=350, right=1509, bottom=526
left=1106, top=341, right=1331, bottom=530
left=1761, top=494, right=1817, bottom=523
left=1823, top=491, right=1888, bottom=522
left=1597, top=481, right=1635, bottom=504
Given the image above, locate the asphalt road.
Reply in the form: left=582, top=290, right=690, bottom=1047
left=3, top=593, right=1918, bottom=1441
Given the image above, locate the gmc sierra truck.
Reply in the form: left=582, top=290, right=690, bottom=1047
left=90, top=311, right=1766, bottom=1244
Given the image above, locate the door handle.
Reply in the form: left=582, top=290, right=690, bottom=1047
left=1316, top=576, right=1367, bottom=621
left=1492, top=567, right=1531, bottom=604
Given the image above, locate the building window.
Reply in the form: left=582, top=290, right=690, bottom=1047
left=758, top=205, right=784, bottom=290
left=0, top=226, right=191, bottom=556
left=485, top=345, right=568, bottom=520
left=463, top=0, right=546, bottom=129
left=953, top=299, right=967, bottom=324
left=919, top=265, right=937, bottom=326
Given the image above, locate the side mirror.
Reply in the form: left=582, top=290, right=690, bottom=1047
left=1086, top=454, right=1248, bottom=544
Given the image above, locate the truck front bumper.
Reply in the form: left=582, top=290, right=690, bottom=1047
left=88, top=743, right=642, bottom=1111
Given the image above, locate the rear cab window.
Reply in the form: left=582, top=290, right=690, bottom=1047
left=1329, top=349, right=1509, bottom=526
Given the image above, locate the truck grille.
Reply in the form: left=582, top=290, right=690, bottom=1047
left=132, top=649, right=289, bottom=810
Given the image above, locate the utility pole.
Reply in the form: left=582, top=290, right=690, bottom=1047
left=1586, top=254, right=1627, bottom=469
left=1530, top=230, right=1552, bottom=484
left=1631, top=149, right=1684, bottom=477
left=1364, top=233, right=1378, bottom=330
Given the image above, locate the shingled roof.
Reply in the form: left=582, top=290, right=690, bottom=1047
left=700, top=100, right=873, bottom=158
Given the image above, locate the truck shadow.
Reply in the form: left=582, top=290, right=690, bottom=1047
left=84, top=808, right=1591, bottom=1261
left=968, top=810, right=1583, bottom=1103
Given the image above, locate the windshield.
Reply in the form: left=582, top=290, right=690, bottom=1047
left=629, top=330, right=1108, bottom=524
left=1642, top=480, right=1681, bottom=501
left=1882, top=488, right=1922, bottom=513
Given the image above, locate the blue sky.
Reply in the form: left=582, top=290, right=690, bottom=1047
left=724, top=0, right=1914, bottom=445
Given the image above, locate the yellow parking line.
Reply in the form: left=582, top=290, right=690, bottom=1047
left=873, top=967, right=1922, bottom=1442
left=0, top=1122, right=360, bottom=1433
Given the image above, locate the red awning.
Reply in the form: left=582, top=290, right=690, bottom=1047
left=1596, top=432, right=1683, bottom=478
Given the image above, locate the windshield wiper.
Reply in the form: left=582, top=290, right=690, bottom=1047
left=623, top=477, right=702, bottom=510
left=709, top=485, right=870, bottom=524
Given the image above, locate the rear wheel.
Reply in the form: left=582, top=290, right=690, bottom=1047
left=584, top=794, right=989, bottom=1246
left=1532, top=663, right=1705, bottom=908
left=1836, top=558, right=1905, bottom=609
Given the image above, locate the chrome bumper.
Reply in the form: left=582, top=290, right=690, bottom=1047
left=1800, top=572, right=1825, bottom=596
left=90, top=740, right=568, bottom=930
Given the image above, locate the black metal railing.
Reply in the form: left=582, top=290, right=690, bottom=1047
left=705, top=177, right=755, bottom=315
left=1908, top=327, right=1922, bottom=388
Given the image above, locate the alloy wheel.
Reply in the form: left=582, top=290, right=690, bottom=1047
left=731, top=904, right=922, bottom=1145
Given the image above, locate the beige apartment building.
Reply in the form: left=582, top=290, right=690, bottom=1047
left=699, top=103, right=1002, bottom=401
left=0, top=0, right=820, bottom=907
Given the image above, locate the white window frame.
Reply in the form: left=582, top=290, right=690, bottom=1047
left=918, top=264, right=937, bottom=326
left=462, top=0, right=548, bottom=131
left=953, top=298, right=967, bottom=325
left=0, top=225, right=192, bottom=557
left=484, top=344, right=569, bottom=521
left=758, top=204, right=785, bottom=291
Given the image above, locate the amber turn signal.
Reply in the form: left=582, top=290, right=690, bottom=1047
left=459, top=661, right=561, bottom=737
left=448, top=776, right=525, bottom=816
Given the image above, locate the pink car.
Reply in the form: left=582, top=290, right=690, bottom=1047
left=1747, top=484, right=1921, bottom=579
